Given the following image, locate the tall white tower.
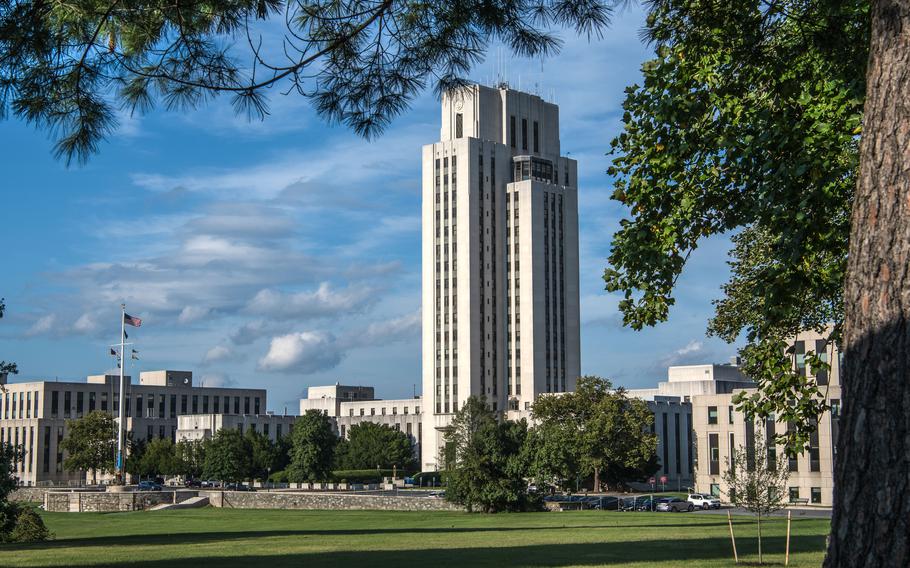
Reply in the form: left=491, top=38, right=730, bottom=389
left=420, top=84, right=581, bottom=469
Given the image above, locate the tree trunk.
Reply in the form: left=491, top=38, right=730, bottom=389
left=827, top=1, right=910, bottom=566
left=757, top=514, right=762, bottom=565
left=593, top=468, right=600, bottom=493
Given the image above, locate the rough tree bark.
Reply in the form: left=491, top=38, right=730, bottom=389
left=826, top=1, right=910, bottom=566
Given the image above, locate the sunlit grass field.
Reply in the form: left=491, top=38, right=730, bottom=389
left=2, top=507, right=828, bottom=567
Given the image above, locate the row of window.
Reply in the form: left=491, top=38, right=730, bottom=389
left=1, top=389, right=262, bottom=421
left=509, top=115, right=540, bottom=153
left=347, top=405, right=421, bottom=417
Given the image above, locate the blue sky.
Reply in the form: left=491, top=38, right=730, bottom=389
left=0, top=5, right=741, bottom=412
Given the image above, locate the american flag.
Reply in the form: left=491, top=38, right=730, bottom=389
left=124, top=313, right=142, bottom=327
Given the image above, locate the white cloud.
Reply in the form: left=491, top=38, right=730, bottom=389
left=177, top=306, right=212, bottom=325
left=26, top=314, right=57, bottom=336
left=246, top=283, right=375, bottom=320
left=258, top=331, right=343, bottom=374
left=202, top=345, right=238, bottom=365
left=675, top=340, right=703, bottom=356
left=199, top=372, right=237, bottom=388
left=72, top=312, right=101, bottom=334
left=348, top=310, right=421, bottom=347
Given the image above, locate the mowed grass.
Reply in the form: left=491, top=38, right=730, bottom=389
left=2, top=507, right=829, bottom=567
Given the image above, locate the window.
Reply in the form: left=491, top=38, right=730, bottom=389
left=136, top=394, right=143, bottom=417
left=234, top=397, right=240, bottom=414
left=102, top=392, right=108, bottom=412
left=815, top=339, right=829, bottom=385
left=728, top=405, right=735, bottom=424
left=25, top=392, right=31, bottom=418
left=709, top=433, right=720, bottom=475
left=533, top=121, right=539, bottom=152
left=521, top=118, right=528, bottom=150
left=510, top=115, right=516, bottom=147
left=455, top=113, right=463, bottom=138
left=254, top=397, right=261, bottom=415
left=213, top=396, right=220, bottom=414
left=794, top=340, right=806, bottom=375
left=789, top=487, right=801, bottom=502
left=244, top=397, right=250, bottom=414
left=766, top=414, right=777, bottom=469
left=64, top=391, right=71, bottom=416
left=192, top=395, right=198, bottom=414
left=181, top=395, right=188, bottom=414
left=89, top=391, right=96, bottom=412
left=662, top=413, right=669, bottom=473
left=811, top=487, right=822, bottom=504
left=710, top=483, right=720, bottom=497
left=202, top=395, right=208, bottom=414
left=708, top=406, right=718, bottom=425
left=170, top=395, right=177, bottom=418
left=809, top=429, right=820, bottom=471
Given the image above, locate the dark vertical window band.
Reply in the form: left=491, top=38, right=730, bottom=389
left=455, top=113, right=463, bottom=138
left=662, top=412, right=669, bottom=474
left=674, top=413, right=681, bottom=474
left=510, top=116, right=516, bottom=148
left=533, top=121, right=539, bottom=152
left=815, top=339, right=829, bottom=385
left=521, top=118, right=528, bottom=150
left=686, top=413, right=693, bottom=473
left=709, top=433, right=720, bottom=475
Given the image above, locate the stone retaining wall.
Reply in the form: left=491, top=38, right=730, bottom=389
left=201, top=491, right=463, bottom=512
left=10, top=487, right=55, bottom=503
left=42, top=490, right=200, bottom=513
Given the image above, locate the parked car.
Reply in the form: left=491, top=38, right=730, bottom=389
left=184, top=479, right=202, bottom=488
left=224, top=483, right=254, bottom=491
left=688, top=493, right=721, bottom=510
left=137, top=481, right=163, bottom=491
left=656, top=497, right=693, bottom=512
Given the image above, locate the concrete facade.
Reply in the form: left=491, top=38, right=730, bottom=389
left=0, top=370, right=266, bottom=486
left=176, top=413, right=298, bottom=443
left=299, top=385, right=422, bottom=458
left=691, top=329, right=840, bottom=506
left=421, top=84, right=581, bottom=469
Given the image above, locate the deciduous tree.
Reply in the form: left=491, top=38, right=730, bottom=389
left=61, top=410, right=116, bottom=484
left=202, top=428, right=251, bottom=483
left=530, top=376, right=658, bottom=491
left=604, top=1, right=909, bottom=563
left=722, top=431, right=790, bottom=565
left=287, top=410, right=336, bottom=482
left=334, top=422, right=416, bottom=472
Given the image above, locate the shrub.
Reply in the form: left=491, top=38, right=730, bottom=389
left=268, top=469, right=288, bottom=483
left=331, top=469, right=411, bottom=483
left=9, top=507, right=52, bottom=543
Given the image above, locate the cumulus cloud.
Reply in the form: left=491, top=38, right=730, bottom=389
left=258, top=331, right=343, bottom=374
left=246, top=282, right=375, bottom=320
left=675, top=340, right=703, bottom=357
left=229, top=319, right=271, bottom=345
left=199, top=372, right=237, bottom=388
left=202, top=345, right=240, bottom=365
left=72, top=312, right=101, bottom=334
left=178, top=306, right=212, bottom=325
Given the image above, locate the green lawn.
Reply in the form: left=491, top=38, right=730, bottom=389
left=2, top=508, right=829, bottom=567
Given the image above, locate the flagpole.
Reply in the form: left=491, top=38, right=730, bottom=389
left=117, top=303, right=126, bottom=484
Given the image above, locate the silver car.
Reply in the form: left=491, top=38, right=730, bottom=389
left=656, top=497, right=694, bottom=512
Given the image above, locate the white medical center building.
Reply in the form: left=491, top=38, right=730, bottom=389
left=420, top=84, right=581, bottom=470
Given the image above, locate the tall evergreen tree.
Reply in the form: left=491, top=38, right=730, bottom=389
left=0, top=0, right=617, bottom=164
left=443, top=396, right=535, bottom=513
